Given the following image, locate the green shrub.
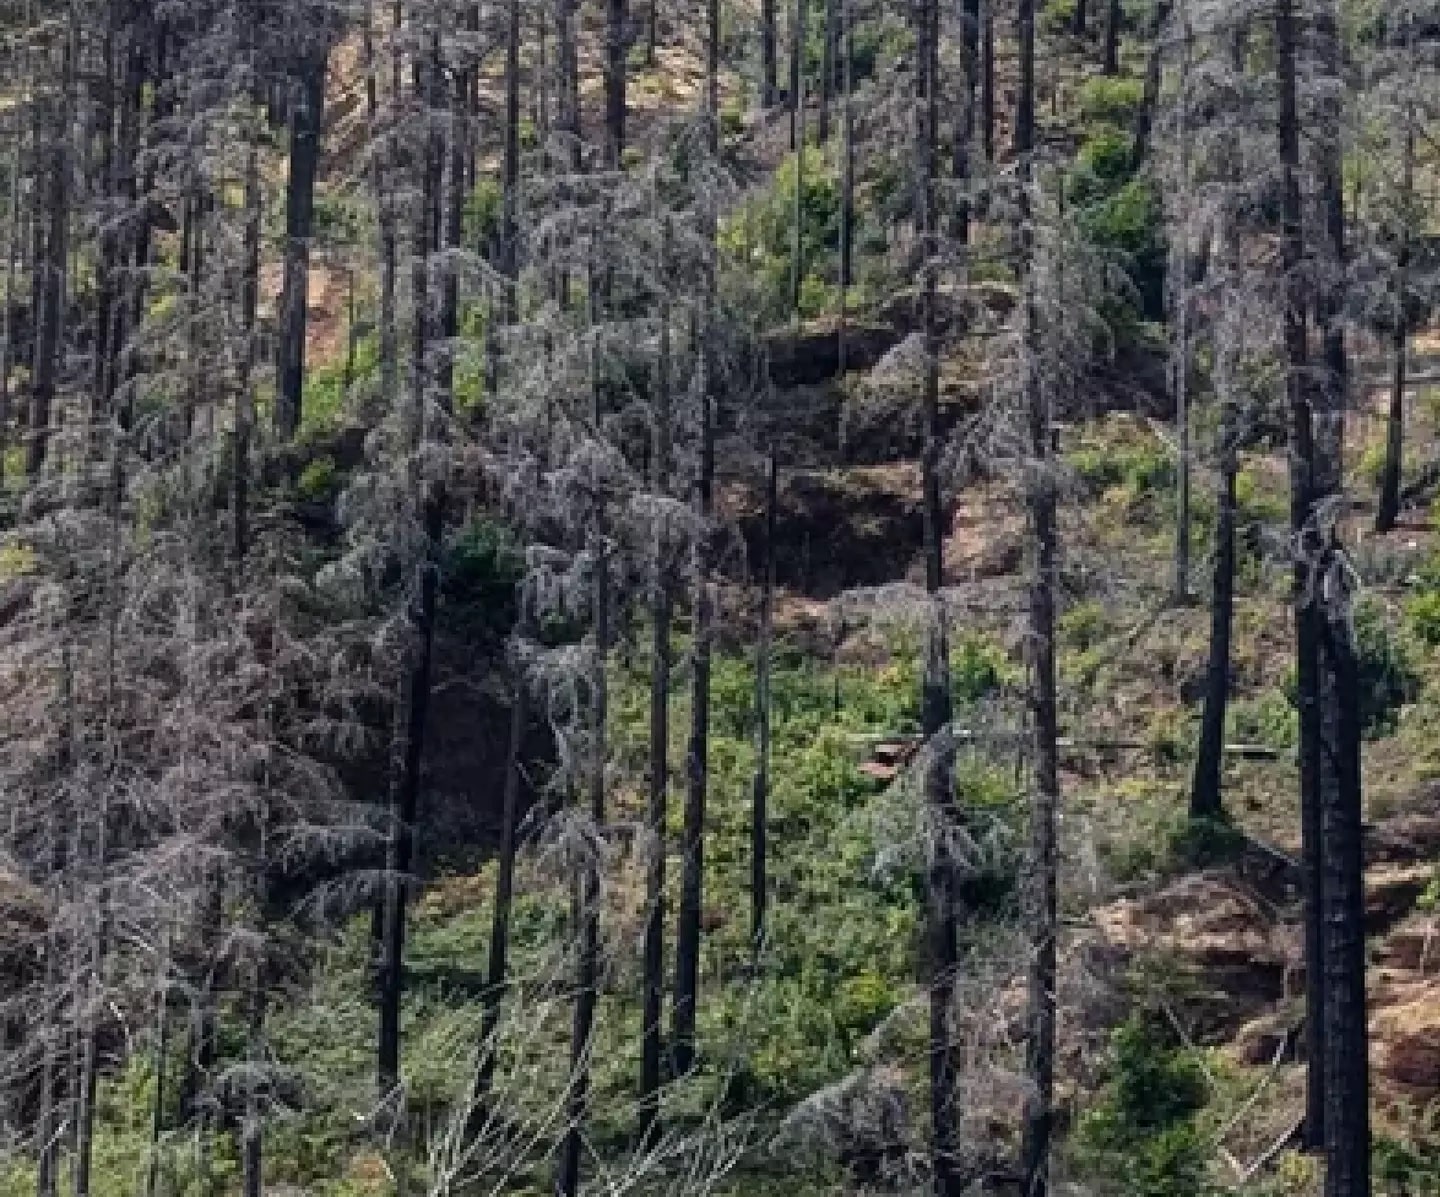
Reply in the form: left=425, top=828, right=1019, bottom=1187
left=719, top=147, right=841, bottom=322
left=1146, top=707, right=1194, bottom=766
left=1234, top=466, right=1287, bottom=525
left=1041, top=0, right=1079, bottom=33
left=1226, top=691, right=1298, bottom=751
left=1168, top=815, right=1245, bottom=869
left=443, top=517, right=524, bottom=638
left=297, top=455, right=340, bottom=502
left=1061, top=600, right=1109, bottom=652
left=465, top=178, right=502, bottom=248
left=1353, top=596, right=1420, bottom=737
left=1070, top=129, right=1136, bottom=202
left=1374, top=1134, right=1440, bottom=1196
left=1074, top=1015, right=1214, bottom=1197
left=1078, top=76, right=1146, bottom=128
left=952, top=632, right=1010, bottom=702
left=1079, top=176, right=1168, bottom=322
left=1407, top=591, right=1440, bottom=647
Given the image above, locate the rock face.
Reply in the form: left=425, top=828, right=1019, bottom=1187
left=764, top=320, right=903, bottom=388
left=733, top=465, right=925, bottom=598
left=873, top=280, right=1019, bottom=340
left=1371, top=977, right=1440, bottom=1100
left=1086, top=800, right=1440, bottom=1108
left=1089, top=870, right=1297, bottom=1041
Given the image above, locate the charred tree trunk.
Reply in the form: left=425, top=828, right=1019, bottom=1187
left=1128, top=0, right=1173, bottom=175
left=788, top=0, right=804, bottom=152
left=752, top=450, right=777, bottom=954
left=672, top=325, right=714, bottom=1080
left=918, top=3, right=960, bottom=1194
left=1017, top=1, right=1059, bottom=1192
left=378, top=54, right=442, bottom=1098
left=605, top=0, right=627, bottom=169
left=142, top=941, right=170, bottom=1197
left=558, top=535, right=609, bottom=1197
left=639, top=244, right=673, bottom=1145
left=1103, top=0, right=1122, bottom=75
left=500, top=0, right=521, bottom=330
left=471, top=682, right=528, bottom=1108
left=28, top=83, right=69, bottom=479
left=235, top=123, right=261, bottom=564
left=1276, top=0, right=1326, bottom=1151
left=762, top=0, right=778, bottom=106
left=1314, top=7, right=1369, bottom=1193
left=1167, top=8, right=1189, bottom=601
left=953, top=0, right=980, bottom=245
left=819, top=0, right=837, bottom=142
left=1377, top=30, right=1416, bottom=534
left=838, top=0, right=854, bottom=376
left=981, top=0, right=995, bottom=164
left=1190, top=210, right=1239, bottom=823
left=364, top=2, right=400, bottom=421
left=274, top=49, right=327, bottom=440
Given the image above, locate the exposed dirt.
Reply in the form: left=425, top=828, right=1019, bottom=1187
left=1087, top=797, right=1440, bottom=1110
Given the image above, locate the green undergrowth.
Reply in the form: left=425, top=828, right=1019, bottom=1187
left=14, top=628, right=1023, bottom=1195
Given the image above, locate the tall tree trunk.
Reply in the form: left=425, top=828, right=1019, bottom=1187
left=1276, top=0, right=1326, bottom=1150
left=1103, top=0, right=1122, bottom=75
left=558, top=0, right=580, bottom=162
left=89, top=16, right=118, bottom=431
left=917, top=4, right=960, bottom=1195
left=762, top=0, right=778, bottom=105
left=1017, top=1, right=1058, bottom=1192
left=0, top=0, right=32, bottom=487
left=672, top=328, right=714, bottom=1079
left=953, top=0, right=980, bottom=245
left=1314, top=7, right=1369, bottom=1192
left=838, top=0, right=854, bottom=377
left=28, top=71, right=70, bottom=479
left=439, top=15, right=470, bottom=416
left=471, top=683, right=528, bottom=1108
left=790, top=0, right=807, bottom=318
left=752, top=450, right=777, bottom=953
left=500, top=0, right=521, bottom=331
left=1190, top=209, right=1239, bottom=823
left=1072, top=0, right=1086, bottom=36
left=788, top=0, right=804, bottom=152
left=605, top=0, right=627, bottom=169
left=378, top=64, right=441, bottom=1097
left=368, top=1, right=400, bottom=419
left=1167, top=7, right=1189, bottom=601
left=1375, top=111, right=1413, bottom=533
left=240, top=876, right=268, bottom=1197
left=981, top=0, right=995, bottom=164
left=819, top=0, right=837, bottom=142
left=639, top=245, right=673, bottom=1144
left=274, top=50, right=327, bottom=440
left=558, top=536, right=609, bottom=1197
left=142, top=946, right=169, bottom=1197
left=1375, top=20, right=1417, bottom=534
left=235, top=122, right=261, bottom=564
left=1128, top=0, right=1173, bottom=175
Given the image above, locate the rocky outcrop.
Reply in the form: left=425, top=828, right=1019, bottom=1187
left=764, top=320, right=903, bottom=388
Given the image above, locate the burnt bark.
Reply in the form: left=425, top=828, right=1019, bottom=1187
left=1103, top=0, right=1122, bottom=75
left=1276, top=0, right=1326, bottom=1151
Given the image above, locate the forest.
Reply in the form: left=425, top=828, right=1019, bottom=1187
left=0, top=0, right=1439, bottom=1194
